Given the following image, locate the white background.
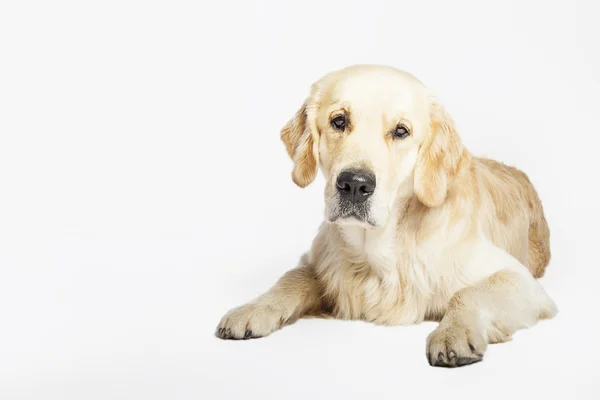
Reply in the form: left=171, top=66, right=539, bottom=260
left=1, top=0, right=599, bottom=399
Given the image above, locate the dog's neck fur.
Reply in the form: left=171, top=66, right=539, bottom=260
left=335, top=191, right=416, bottom=283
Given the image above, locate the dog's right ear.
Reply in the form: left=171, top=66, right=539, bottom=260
left=280, top=98, right=320, bottom=188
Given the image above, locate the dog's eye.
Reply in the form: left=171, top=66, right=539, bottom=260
left=331, top=116, right=346, bottom=131
left=393, top=124, right=410, bottom=139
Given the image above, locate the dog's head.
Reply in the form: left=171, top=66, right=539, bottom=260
left=281, top=65, right=467, bottom=228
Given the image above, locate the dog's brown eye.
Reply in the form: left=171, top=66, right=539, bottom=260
left=393, top=124, right=410, bottom=139
left=331, top=116, right=346, bottom=130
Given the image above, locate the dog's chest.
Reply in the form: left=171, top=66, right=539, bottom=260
left=321, top=227, right=432, bottom=325
left=321, top=226, right=435, bottom=325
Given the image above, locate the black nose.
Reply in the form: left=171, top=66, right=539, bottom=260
left=336, top=169, right=376, bottom=203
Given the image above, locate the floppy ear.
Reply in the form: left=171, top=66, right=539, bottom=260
left=280, top=98, right=320, bottom=188
left=413, top=98, right=469, bottom=207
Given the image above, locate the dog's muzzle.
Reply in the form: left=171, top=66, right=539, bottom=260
left=330, top=169, right=377, bottom=224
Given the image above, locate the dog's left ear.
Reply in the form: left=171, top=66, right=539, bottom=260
left=414, top=97, right=469, bottom=207
left=280, top=97, right=320, bottom=188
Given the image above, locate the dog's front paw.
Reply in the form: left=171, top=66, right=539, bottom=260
left=426, top=322, right=487, bottom=368
left=215, top=303, right=288, bottom=340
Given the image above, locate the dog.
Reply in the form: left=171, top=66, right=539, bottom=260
left=215, top=65, right=557, bottom=367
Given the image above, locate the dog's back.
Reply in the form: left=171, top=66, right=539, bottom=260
left=474, top=158, right=550, bottom=278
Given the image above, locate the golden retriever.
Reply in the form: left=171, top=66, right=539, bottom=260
left=216, top=65, right=557, bottom=367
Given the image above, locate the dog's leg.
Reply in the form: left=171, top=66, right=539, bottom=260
left=426, top=264, right=557, bottom=367
left=215, top=266, right=322, bottom=340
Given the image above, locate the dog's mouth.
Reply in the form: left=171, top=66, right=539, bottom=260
left=328, top=199, right=377, bottom=227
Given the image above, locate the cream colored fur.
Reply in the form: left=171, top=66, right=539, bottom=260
left=216, top=65, right=557, bottom=368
